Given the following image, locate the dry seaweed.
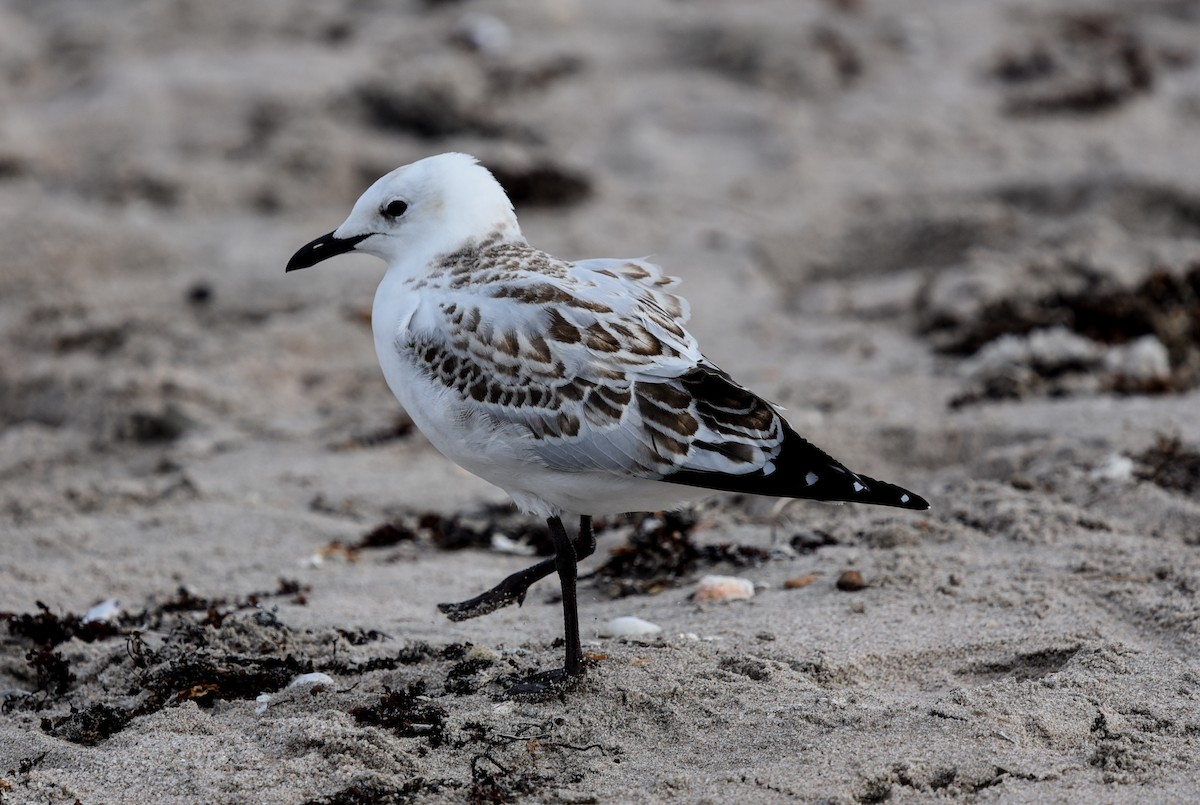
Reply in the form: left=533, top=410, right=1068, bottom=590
left=23, top=646, right=75, bottom=697
left=350, top=681, right=449, bottom=748
left=923, top=261, right=1200, bottom=406
left=355, top=522, right=419, bottom=550
left=791, top=529, right=840, bottom=554
left=444, top=654, right=495, bottom=696
left=420, top=509, right=554, bottom=556
left=992, top=13, right=1159, bottom=116
left=1133, top=435, right=1200, bottom=496
left=140, top=652, right=309, bottom=707
left=40, top=703, right=134, bottom=746
left=4, top=600, right=124, bottom=647
left=302, top=779, right=460, bottom=805
left=592, top=512, right=770, bottom=597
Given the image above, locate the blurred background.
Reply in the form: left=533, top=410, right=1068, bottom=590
left=3, top=2, right=1200, bottom=800
left=2, top=0, right=1199, bottom=586
left=2, top=0, right=1198, bottom=464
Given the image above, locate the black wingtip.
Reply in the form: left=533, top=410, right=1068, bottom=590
left=844, top=474, right=930, bottom=510
left=664, top=426, right=930, bottom=511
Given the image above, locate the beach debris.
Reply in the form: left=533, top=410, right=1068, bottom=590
left=991, top=12, right=1158, bottom=117
left=924, top=258, right=1200, bottom=405
left=1091, top=453, right=1134, bottom=482
left=358, top=521, right=419, bottom=549
left=1132, top=434, right=1200, bottom=496
left=785, top=572, right=822, bottom=589
left=599, top=616, right=663, bottom=638
left=334, top=627, right=390, bottom=646
left=307, top=507, right=555, bottom=564
left=445, top=647, right=497, bottom=696
left=256, top=672, right=335, bottom=713
left=82, top=598, right=121, bottom=624
left=954, top=328, right=1171, bottom=407
left=4, top=602, right=116, bottom=647
left=451, top=12, right=511, bottom=55
left=594, top=511, right=769, bottom=598
left=836, top=570, right=867, bottom=591
left=24, top=646, right=75, bottom=696
left=694, top=575, right=755, bottom=603
left=288, top=672, right=335, bottom=690
left=790, top=529, right=839, bottom=554
left=420, top=507, right=555, bottom=555
left=350, top=681, right=448, bottom=747
left=41, top=703, right=134, bottom=746
left=0, top=688, right=33, bottom=707
left=490, top=532, right=538, bottom=556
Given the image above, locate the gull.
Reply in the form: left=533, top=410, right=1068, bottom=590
left=287, top=153, right=929, bottom=691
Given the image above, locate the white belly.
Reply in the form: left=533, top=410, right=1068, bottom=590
left=375, top=351, right=704, bottom=517
left=370, top=281, right=707, bottom=518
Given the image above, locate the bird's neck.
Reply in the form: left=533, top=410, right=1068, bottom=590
left=381, top=222, right=528, bottom=291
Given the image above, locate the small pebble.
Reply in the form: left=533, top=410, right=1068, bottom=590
left=694, top=574, right=755, bottom=603
left=186, top=281, right=213, bottom=305
left=850, top=601, right=867, bottom=614
left=836, top=570, right=866, bottom=591
left=466, top=646, right=499, bottom=666
left=600, top=616, right=662, bottom=638
left=785, top=572, right=821, bottom=589
left=1009, top=474, right=1035, bottom=490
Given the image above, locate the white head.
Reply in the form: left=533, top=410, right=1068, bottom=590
left=286, top=153, right=523, bottom=272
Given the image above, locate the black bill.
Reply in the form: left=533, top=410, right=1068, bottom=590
left=285, top=232, right=371, bottom=272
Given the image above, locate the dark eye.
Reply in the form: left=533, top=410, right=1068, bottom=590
left=383, top=199, right=408, bottom=218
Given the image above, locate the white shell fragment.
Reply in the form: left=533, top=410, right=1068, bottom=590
left=255, top=694, right=273, bottom=715
left=694, top=575, right=755, bottom=603
left=256, top=673, right=336, bottom=714
left=82, top=598, right=121, bottom=623
left=490, top=532, right=537, bottom=556
left=600, top=616, right=663, bottom=638
left=287, top=672, right=335, bottom=690
left=1091, top=453, right=1134, bottom=482
left=452, top=12, right=511, bottom=55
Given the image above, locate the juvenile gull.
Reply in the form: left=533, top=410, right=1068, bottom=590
left=287, top=153, right=929, bottom=691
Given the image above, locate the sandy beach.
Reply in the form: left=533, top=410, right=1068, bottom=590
left=2, top=1, right=1200, bottom=802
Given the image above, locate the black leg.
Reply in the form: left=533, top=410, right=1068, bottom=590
left=576, top=515, right=596, bottom=561
left=547, top=515, right=583, bottom=677
left=437, top=515, right=597, bottom=622
left=437, top=558, right=556, bottom=621
left=437, top=514, right=596, bottom=695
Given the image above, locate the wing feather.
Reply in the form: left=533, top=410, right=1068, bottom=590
left=402, top=244, right=928, bottom=510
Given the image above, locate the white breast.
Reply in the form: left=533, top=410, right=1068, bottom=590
left=371, top=272, right=536, bottom=485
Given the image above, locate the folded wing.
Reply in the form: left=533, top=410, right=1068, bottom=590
left=407, top=248, right=928, bottom=510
